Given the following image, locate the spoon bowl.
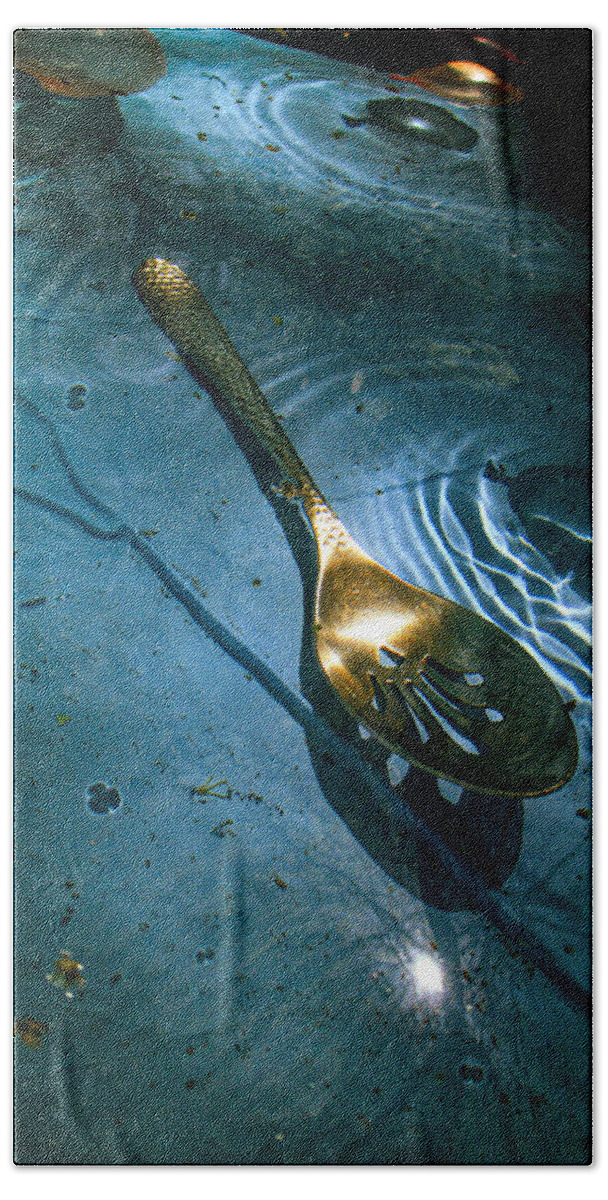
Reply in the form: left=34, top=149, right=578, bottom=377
left=313, top=525, right=576, bottom=794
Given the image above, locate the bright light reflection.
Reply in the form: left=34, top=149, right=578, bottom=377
left=339, top=610, right=414, bottom=647
left=319, top=646, right=345, bottom=672
left=411, top=952, right=444, bottom=1000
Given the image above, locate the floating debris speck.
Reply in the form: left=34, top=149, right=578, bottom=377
left=14, top=1016, right=49, bottom=1048
left=196, top=947, right=215, bottom=964
left=459, top=1062, right=484, bottom=1083
left=211, top=818, right=236, bottom=837
left=67, top=383, right=88, bottom=410
left=192, top=775, right=230, bottom=801
left=46, top=952, right=85, bottom=999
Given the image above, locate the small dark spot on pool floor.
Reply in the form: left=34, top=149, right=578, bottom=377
left=196, top=947, right=215, bottom=964
left=86, top=781, right=122, bottom=814
left=459, top=1062, right=484, bottom=1083
left=67, top=383, right=88, bottom=410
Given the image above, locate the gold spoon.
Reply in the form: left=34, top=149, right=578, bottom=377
left=133, top=257, right=578, bottom=798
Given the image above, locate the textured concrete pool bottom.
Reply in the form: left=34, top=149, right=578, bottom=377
left=13, top=28, right=591, bottom=1164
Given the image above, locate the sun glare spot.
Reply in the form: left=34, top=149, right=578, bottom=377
left=411, top=952, right=444, bottom=999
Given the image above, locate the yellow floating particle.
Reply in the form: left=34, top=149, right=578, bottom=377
left=192, top=775, right=230, bottom=800
left=14, top=1017, right=49, bottom=1049
left=46, top=951, right=85, bottom=999
left=211, top=818, right=236, bottom=837
left=56, top=714, right=71, bottom=726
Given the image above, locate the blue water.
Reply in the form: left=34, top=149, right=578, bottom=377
left=14, top=29, right=591, bottom=1164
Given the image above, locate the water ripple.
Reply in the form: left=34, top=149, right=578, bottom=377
left=140, top=60, right=581, bottom=288
left=206, top=335, right=584, bottom=705
left=336, top=453, right=590, bottom=712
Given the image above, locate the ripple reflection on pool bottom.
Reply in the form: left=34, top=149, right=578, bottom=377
left=251, top=351, right=590, bottom=724
left=122, top=47, right=583, bottom=298
left=13, top=27, right=591, bottom=1168
left=351, top=469, right=590, bottom=706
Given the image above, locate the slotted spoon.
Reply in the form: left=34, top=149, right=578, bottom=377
left=133, top=257, right=578, bottom=797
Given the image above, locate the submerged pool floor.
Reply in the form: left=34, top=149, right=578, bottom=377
left=13, top=29, right=591, bottom=1164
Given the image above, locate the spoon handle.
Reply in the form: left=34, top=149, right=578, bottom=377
left=133, top=257, right=326, bottom=505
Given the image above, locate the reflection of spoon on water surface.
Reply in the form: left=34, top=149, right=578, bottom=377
left=133, top=257, right=577, bottom=798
